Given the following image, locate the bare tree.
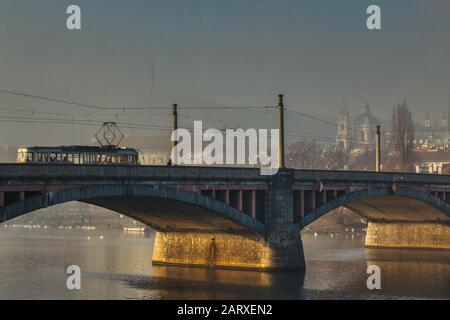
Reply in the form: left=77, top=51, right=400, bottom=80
left=349, top=147, right=375, bottom=171
left=322, top=142, right=349, bottom=170
left=286, top=139, right=324, bottom=169
left=391, top=101, right=415, bottom=171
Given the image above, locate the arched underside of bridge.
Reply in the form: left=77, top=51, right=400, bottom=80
left=0, top=185, right=304, bottom=271
left=302, top=187, right=450, bottom=250
left=0, top=184, right=266, bottom=235
left=302, top=187, right=450, bottom=227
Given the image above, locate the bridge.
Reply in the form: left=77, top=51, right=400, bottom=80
left=0, top=164, right=449, bottom=271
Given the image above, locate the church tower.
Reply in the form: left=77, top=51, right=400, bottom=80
left=337, top=100, right=351, bottom=152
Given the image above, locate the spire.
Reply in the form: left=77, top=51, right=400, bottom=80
left=362, top=101, right=370, bottom=114
left=339, top=99, right=349, bottom=116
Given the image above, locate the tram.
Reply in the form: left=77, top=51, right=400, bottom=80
left=16, top=146, right=140, bottom=165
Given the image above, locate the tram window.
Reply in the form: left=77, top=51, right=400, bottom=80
left=50, top=153, right=57, bottom=162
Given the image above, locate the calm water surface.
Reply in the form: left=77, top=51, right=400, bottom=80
left=0, top=228, right=449, bottom=300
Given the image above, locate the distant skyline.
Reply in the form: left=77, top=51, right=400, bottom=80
left=1, top=0, right=450, bottom=145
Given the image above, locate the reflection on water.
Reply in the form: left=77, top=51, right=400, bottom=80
left=124, top=266, right=305, bottom=300
left=0, top=228, right=448, bottom=299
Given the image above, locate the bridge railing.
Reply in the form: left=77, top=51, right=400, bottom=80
left=292, top=169, right=450, bottom=185
left=0, top=164, right=268, bottom=181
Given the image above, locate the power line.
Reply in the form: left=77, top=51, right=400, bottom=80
left=0, top=88, right=274, bottom=111
left=0, top=106, right=172, bottom=118
left=285, top=108, right=339, bottom=127
left=0, top=89, right=105, bottom=110
left=0, top=89, right=407, bottom=146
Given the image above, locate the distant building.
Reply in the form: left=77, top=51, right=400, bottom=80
left=414, top=151, right=450, bottom=174
left=337, top=101, right=381, bottom=155
left=415, top=96, right=450, bottom=149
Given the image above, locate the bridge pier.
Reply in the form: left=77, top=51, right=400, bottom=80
left=152, top=227, right=304, bottom=271
left=366, top=221, right=450, bottom=250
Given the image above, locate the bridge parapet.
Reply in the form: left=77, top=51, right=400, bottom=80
left=0, top=164, right=268, bottom=181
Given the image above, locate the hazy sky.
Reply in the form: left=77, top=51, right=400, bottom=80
left=1, top=0, right=450, bottom=145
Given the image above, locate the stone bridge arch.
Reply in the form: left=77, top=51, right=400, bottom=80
left=300, top=186, right=450, bottom=229
left=0, top=184, right=266, bottom=235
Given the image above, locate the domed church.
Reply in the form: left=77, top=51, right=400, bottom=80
left=336, top=101, right=380, bottom=154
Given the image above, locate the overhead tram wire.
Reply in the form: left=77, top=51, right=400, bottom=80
left=0, top=89, right=391, bottom=145
left=0, top=89, right=105, bottom=110
left=285, top=107, right=391, bottom=139
left=0, top=107, right=173, bottom=118
left=0, top=88, right=275, bottom=112
left=285, top=107, right=339, bottom=127
left=0, top=119, right=172, bottom=133
left=0, top=115, right=378, bottom=146
left=0, top=90, right=423, bottom=134
left=0, top=114, right=174, bottom=132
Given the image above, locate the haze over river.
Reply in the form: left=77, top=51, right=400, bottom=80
left=0, top=228, right=449, bottom=300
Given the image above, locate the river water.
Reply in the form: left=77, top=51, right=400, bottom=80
left=0, top=228, right=449, bottom=300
